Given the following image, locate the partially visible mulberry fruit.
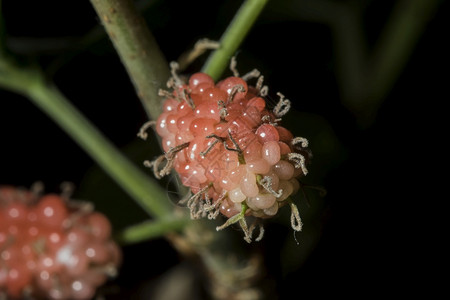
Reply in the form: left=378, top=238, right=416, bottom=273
left=0, top=186, right=121, bottom=299
left=140, top=62, right=312, bottom=242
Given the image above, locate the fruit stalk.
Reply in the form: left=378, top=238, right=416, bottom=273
left=202, top=0, right=269, bottom=80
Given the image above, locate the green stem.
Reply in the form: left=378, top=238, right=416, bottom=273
left=332, top=3, right=367, bottom=110
left=369, top=0, right=440, bottom=100
left=116, top=217, right=190, bottom=245
left=202, top=0, right=269, bottom=80
left=216, top=202, right=248, bottom=231
left=361, top=0, right=441, bottom=123
left=0, top=60, right=171, bottom=218
left=89, top=0, right=170, bottom=120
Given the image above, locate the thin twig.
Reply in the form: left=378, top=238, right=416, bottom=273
left=116, top=217, right=190, bottom=245
left=177, top=38, right=220, bottom=71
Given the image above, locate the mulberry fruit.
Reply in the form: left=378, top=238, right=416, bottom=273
left=0, top=186, right=121, bottom=299
left=140, top=62, right=311, bottom=242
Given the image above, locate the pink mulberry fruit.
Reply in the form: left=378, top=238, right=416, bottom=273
left=141, top=62, right=311, bottom=242
left=0, top=186, right=121, bottom=299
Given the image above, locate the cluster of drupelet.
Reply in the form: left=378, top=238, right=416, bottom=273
left=0, top=186, right=121, bottom=299
left=141, top=63, right=311, bottom=242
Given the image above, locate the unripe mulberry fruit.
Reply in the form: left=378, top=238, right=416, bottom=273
left=0, top=186, right=121, bottom=299
left=140, top=62, right=312, bottom=242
